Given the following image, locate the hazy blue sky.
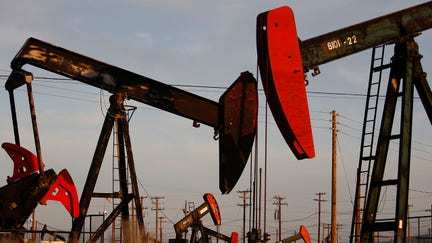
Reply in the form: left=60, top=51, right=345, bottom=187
left=0, top=1, right=431, bottom=241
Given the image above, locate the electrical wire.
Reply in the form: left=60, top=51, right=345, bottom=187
left=1, top=72, right=430, bottom=238
left=281, top=212, right=318, bottom=223
left=136, top=177, right=175, bottom=225
left=4, top=74, right=425, bottom=101
left=336, top=136, right=354, bottom=205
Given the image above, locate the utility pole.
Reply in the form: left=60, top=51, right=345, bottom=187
left=426, top=204, right=432, bottom=239
left=331, top=110, right=338, bottom=243
left=159, top=216, right=164, bottom=243
left=323, top=223, right=331, bottom=242
left=182, top=200, right=188, bottom=217
left=314, top=192, right=326, bottom=243
left=273, top=195, right=288, bottom=242
left=182, top=200, right=190, bottom=239
left=151, top=196, right=164, bottom=243
left=138, top=196, right=148, bottom=243
left=31, top=211, right=36, bottom=240
left=238, top=190, right=251, bottom=243
left=408, top=204, right=412, bottom=243
left=259, top=167, right=262, bottom=233
left=336, top=224, right=342, bottom=242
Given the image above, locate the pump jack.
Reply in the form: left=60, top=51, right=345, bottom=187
left=1, top=71, right=80, bottom=240
left=3, top=2, right=432, bottom=243
left=170, top=193, right=238, bottom=243
left=257, top=2, right=432, bottom=243
left=0, top=142, right=79, bottom=232
left=280, top=225, right=310, bottom=243
left=3, top=37, right=258, bottom=242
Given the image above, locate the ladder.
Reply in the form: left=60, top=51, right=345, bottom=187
left=359, top=38, right=424, bottom=243
left=188, top=201, right=196, bottom=212
left=350, top=45, right=390, bottom=243
left=112, top=106, right=136, bottom=243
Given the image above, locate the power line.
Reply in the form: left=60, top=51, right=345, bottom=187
left=3, top=74, right=422, bottom=100
left=3, top=76, right=429, bottom=145
left=281, top=212, right=318, bottom=223
left=337, top=113, right=363, bottom=125
left=136, top=178, right=175, bottom=225
left=336, top=137, right=354, bottom=205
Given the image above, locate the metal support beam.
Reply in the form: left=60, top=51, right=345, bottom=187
left=394, top=39, right=416, bottom=243
left=360, top=39, right=421, bottom=243
left=10, top=37, right=219, bottom=128
left=69, top=96, right=116, bottom=242
left=89, top=196, right=133, bottom=243
left=121, top=106, right=146, bottom=242
left=114, top=101, right=132, bottom=243
left=360, top=41, right=405, bottom=243
left=69, top=93, right=146, bottom=242
left=4, top=70, right=33, bottom=146
left=413, top=60, right=432, bottom=124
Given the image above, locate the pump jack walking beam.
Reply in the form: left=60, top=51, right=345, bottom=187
left=299, top=2, right=432, bottom=124
left=8, top=37, right=258, bottom=194
left=299, top=1, right=432, bottom=72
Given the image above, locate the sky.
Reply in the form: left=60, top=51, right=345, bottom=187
left=0, top=0, right=431, bottom=242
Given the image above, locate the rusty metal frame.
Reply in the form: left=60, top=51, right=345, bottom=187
left=360, top=39, right=431, bottom=243
left=69, top=93, right=145, bottom=242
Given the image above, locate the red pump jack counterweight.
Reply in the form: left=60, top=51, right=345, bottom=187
left=0, top=142, right=79, bottom=230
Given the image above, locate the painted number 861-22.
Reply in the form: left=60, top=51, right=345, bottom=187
left=324, top=35, right=358, bottom=51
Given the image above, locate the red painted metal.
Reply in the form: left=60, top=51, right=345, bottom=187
left=2, top=142, right=43, bottom=184
left=204, top=193, right=222, bottom=226
left=299, top=225, right=311, bottom=243
left=257, top=6, right=315, bottom=159
left=230, top=232, right=239, bottom=243
left=40, top=169, right=79, bottom=218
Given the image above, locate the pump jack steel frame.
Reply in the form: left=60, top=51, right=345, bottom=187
left=70, top=93, right=145, bottom=242
left=359, top=38, right=431, bottom=243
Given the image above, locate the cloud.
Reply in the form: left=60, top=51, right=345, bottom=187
left=135, top=32, right=154, bottom=46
